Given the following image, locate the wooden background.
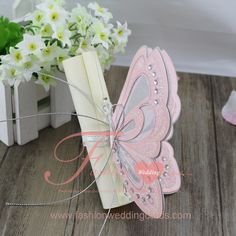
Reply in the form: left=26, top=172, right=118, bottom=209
left=0, top=67, right=236, bottom=236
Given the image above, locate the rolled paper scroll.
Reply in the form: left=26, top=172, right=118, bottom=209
left=63, top=52, right=132, bottom=209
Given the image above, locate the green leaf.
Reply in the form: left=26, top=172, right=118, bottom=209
left=0, top=16, right=9, bottom=26
left=0, top=17, right=23, bottom=55
left=0, top=26, right=9, bottom=49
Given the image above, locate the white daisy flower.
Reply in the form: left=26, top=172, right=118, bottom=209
left=17, top=34, right=45, bottom=56
left=41, top=5, right=68, bottom=29
left=76, top=37, right=93, bottom=54
left=40, top=24, right=53, bottom=37
left=1, top=65, right=23, bottom=86
left=88, top=2, right=112, bottom=23
left=91, top=22, right=111, bottom=49
left=22, top=56, right=41, bottom=81
left=71, top=3, right=89, bottom=23
left=25, top=10, right=45, bottom=26
left=35, top=72, right=56, bottom=91
left=38, top=42, right=59, bottom=62
left=113, top=22, right=131, bottom=43
left=1, top=47, right=27, bottom=66
left=53, top=26, right=72, bottom=47
left=70, top=4, right=93, bottom=35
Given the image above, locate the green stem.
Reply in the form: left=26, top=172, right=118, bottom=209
left=70, top=33, right=82, bottom=40
left=24, top=25, right=41, bottom=30
left=69, top=23, right=77, bottom=31
left=25, top=28, right=35, bottom=35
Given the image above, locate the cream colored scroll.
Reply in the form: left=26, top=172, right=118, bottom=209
left=63, top=52, right=131, bottom=209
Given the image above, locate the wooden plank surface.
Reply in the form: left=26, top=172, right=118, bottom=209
left=0, top=68, right=235, bottom=236
left=167, top=73, right=222, bottom=236
left=0, top=142, right=8, bottom=165
left=104, top=69, right=223, bottom=236
left=211, top=77, right=236, bottom=236
left=0, top=118, right=81, bottom=236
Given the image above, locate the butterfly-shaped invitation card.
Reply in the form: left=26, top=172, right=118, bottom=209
left=63, top=45, right=181, bottom=218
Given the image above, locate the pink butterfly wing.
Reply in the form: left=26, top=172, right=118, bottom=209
left=157, top=49, right=181, bottom=194
left=112, top=46, right=172, bottom=218
left=156, top=142, right=181, bottom=194
left=112, top=144, right=164, bottom=218
left=113, top=46, right=171, bottom=158
left=160, top=49, right=181, bottom=141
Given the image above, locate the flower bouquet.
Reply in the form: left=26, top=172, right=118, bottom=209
left=0, top=0, right=131, bottom=91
